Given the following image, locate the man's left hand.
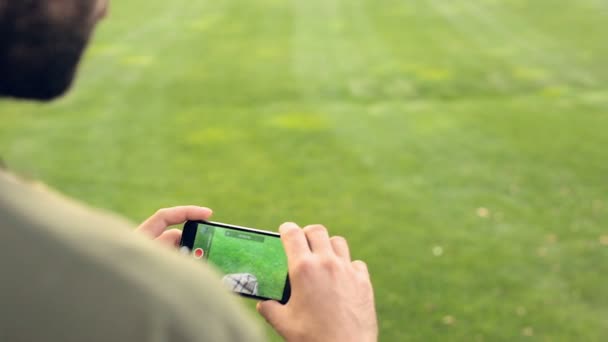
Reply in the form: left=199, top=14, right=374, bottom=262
left=136, top=206, right=213, bottom=248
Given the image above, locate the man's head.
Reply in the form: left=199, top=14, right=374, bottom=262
left=0, top=0, right=108, bottom=101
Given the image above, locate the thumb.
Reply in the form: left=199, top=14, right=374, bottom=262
left=257, top=301, right=286, bottom=331
left=154, top=229, right=182, bottom=248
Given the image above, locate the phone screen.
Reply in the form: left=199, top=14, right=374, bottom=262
left=181, top=221, right=289, bottom=302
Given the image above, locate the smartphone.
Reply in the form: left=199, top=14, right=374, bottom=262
left=180, top=220, right=291, bottom=304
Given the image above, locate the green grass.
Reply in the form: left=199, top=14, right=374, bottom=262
left=1, top=0, right=608, bottom=340
left=194, top=224, right=288, bottom=299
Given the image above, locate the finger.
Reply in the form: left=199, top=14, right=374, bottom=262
left=303, top=224, right=332, bottom=254
left=155, top=229, right=182, bottom=248
left=352, top=260, right=370, bottom=276
left=257, top=301, right=286, bottom=333
left=280, top=222, right=311, bottom=266
left=330, top=236, right=351, bottom=261
left=137, top=206, right=213, bottom=238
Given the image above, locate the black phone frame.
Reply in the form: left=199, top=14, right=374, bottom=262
left=180, top=220, right=291, bottom=304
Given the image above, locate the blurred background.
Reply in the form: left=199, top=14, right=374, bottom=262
left=1, top=0, right=607, bottom=340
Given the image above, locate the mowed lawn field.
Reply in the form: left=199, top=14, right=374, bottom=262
left=1, top=0, right=608, bottom=340
left=205, top=226, right=288, bottom=299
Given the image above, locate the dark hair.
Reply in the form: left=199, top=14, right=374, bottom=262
left=0, top=0, right=96, bottom=100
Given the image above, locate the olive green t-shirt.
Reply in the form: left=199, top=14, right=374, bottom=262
left=0, top=170, right=264, bottom=342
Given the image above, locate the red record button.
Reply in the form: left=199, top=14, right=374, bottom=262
left=193, top=248, right=204, bottom=259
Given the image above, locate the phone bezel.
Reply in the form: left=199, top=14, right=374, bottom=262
left=180, top=220, right=291, bottom=304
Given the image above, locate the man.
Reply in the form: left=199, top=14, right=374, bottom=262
left=0, top=1, right=378, bottom=341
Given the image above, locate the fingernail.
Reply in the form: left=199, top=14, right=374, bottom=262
left=280, top=222, right=298, bottom=231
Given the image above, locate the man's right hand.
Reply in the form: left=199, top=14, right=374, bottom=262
left=257, top=223, right=378, bottom=342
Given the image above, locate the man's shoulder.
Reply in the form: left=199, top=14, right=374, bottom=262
left=0, top=171, right=263, bottom=342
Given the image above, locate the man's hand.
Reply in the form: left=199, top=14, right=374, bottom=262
left=257, top=223, right=378, bottom=342
left=136, top=206, right=213, bottom=248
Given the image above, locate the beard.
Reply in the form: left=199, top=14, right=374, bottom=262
left=0, top=28, right=90, bottom=101
left=0, top=0, right=96, bottom=102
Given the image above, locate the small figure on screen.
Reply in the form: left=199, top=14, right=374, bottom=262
left=222, top=273, right=259, bottom=296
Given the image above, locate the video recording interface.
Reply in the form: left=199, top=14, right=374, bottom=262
left=187, top=222, right=288, bottom=301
